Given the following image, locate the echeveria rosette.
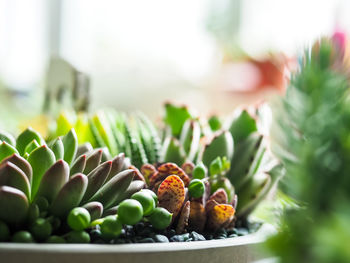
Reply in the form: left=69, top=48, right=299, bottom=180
left=0, top=128, right=140, bottom=243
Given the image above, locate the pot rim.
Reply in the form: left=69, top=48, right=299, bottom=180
left=0, top=224, right=275, bottom=254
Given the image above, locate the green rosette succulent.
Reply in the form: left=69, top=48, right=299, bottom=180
left=0, top=128, right=142, bottom=242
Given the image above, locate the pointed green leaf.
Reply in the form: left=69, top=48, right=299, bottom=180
left=50, top=173, right=88, bottom=217
left=0, top=186, right=29, bottom=224
left=16, top=127, right=45, bottom=156
left=227, top=109, right=257, bottom=143
left=28, top=145, right=56, bottom=199
left=0, top=162, right=31, bottom=198
left=89, top=169, right=134, bottom=208
left=0, top=130, right=16, bottom=146
left=82, top=201, right=103, bottom=221
left=76, top=142, right=93, bottom=158
left=83, top=149, right=103, bottom=174
left=0, top=154, right=32, bottom=183
left=113, top=180, right=146, bottom=205
left=50, top=137, right=64, bottom=160
left=201, top=131, right=234, bottom=168
left=24, top=139, right=40, bottom=155
left=106, top=153, right=125, bottom=182
left=62, top=129, right=78, bottom=165
left=100, top=147, right=112, bottom=162
left=0, top=141, right=19, bottom=163
left=164, top=103, right=193, bottom=137
left=82, top=161, right=112, bottom=202
left=227, top=133, right=265, bottom=189
left=70, top=154, right=87, bottom=176
left=36, top=160, right=69, bottom=203
left=161, top=137, right=186, bottom=165
left=236, top=172, right=271, bottom=218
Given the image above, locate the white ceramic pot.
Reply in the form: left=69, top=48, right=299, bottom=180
left=0, top=224, right=275, bottom=263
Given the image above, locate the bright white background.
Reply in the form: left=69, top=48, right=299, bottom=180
left=0, top=0, right=349, bottom=115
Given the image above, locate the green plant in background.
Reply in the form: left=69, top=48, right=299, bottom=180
left=50, top=110, right=161, bottom=169
left=267, top=36, right=350, bottom=262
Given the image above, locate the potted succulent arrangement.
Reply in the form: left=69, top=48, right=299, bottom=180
left=0, top=97, right=282, bottom=262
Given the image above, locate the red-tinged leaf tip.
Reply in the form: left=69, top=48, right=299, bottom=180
left=209, top=188, right=228, bottom=204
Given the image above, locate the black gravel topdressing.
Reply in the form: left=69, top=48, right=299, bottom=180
left=89, top=221, right=262, bottom=244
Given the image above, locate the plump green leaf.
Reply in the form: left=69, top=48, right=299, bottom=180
left=50, top=137, right=64, bottom=160
left=164, top=103, right=193, bottom=137
left=76, top=143, right=93, bottom=158
left=83, top=149, right=103, bottom=174
left=70, top=154, right=87, bottom=176
left=236, top=172, right=271, bottom=218
left=106, top=153, right=125, bottom=182
left=113, top=180, right=146, bottom=205
left=62, top=129, right=78, bottom=165
left=0, top=186, right=29, bottom=224
left=227, top=133, right=265, bottom=190
left=28, top=145, right=56, bottom=199
left=227, top=109, right=257, bottom=143
left=0, top=141, right=19, bottom=163
left=82, top=201, right=103, bottom=221
left=201, top=131, right=234, bottom=168
left=50, top=173, right=88, bottom=217
left=0, top=130, right=16, bottom=146
left=24, top=139, right=40, bottom=155
left=161, top=137, right=186, bottom=165
left=100, top=147, right=112, bottom=162
left=0, top=154, right=32, bottom=183
left=82, top=161, right=112, bottom=202
left=89, top=169, right=134, bottom=208
left=0, top=162, right=31, bottom=198
left=16, top=127, right=45, bottom=156
left=36, top=160, right=69, bottom=203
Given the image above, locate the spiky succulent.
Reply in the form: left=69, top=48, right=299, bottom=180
left=0, top=128, right=146, bottom=242
left=51, top=110, right=161, bottom=169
